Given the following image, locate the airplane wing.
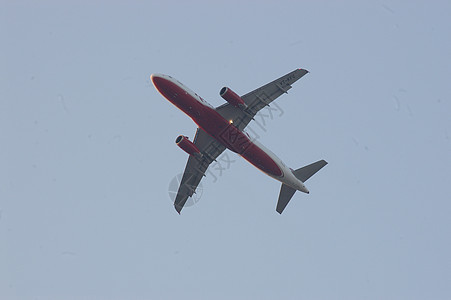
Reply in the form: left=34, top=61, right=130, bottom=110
left=216, top=68, right=309, bottom=131
left=174, top=128, right=226, bottom=213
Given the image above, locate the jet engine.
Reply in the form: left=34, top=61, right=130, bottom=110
left=220, top=87, right=247, bottom=108
left=176, top=135, right=202, bottom=158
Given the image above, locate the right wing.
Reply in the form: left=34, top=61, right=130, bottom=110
left=216, top=69, right=309, bottom=131
left=174, top=128, right=226, bottom=213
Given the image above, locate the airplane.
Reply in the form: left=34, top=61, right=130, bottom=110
left=151, top=69, right=327, bottom=214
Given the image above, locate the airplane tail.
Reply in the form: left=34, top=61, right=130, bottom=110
left=276, top=160, right=327, bottom=214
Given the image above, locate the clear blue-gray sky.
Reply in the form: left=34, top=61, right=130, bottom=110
left=1, top=1, right=450, bottom=299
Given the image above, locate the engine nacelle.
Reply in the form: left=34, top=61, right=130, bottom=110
left=220, top=87, right=247, bottom=108
left=176, top=135, right=202, bottom=158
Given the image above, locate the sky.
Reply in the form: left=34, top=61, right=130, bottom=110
left=1, top=1, right=451, bottom=299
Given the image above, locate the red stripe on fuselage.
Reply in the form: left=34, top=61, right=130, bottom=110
left=152, top=76, right=283, bottom=177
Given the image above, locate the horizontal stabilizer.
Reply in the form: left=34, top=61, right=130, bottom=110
left=276, top=184, right=297, bottom=214
left=276, top=160, right=327, bottom=214
left=293, top=160, right=328, bottom=182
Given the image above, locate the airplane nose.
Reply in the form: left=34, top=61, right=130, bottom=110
left=150, top=74, right=157, bottom=83
left=150, top=74, right=163, bottom=88
left=151, top=74, right=171, bottom=97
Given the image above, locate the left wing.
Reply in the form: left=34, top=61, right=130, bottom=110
left=174, top=128, right=226, bottom=213
left=216, top=68, right=309, bottom=131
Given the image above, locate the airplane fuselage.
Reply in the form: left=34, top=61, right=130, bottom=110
left=151, top=74, right=309, bottom=193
